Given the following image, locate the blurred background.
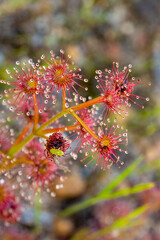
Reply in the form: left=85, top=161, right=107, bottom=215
left=0, top=0, right=160, bottom=239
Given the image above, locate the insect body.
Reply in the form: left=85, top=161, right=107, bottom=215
left=49, top=148, right=70, bottom=172
left=50, top=148, right=64, bottom=156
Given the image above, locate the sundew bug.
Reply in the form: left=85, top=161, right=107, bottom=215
left=45, top=132, right=71, bottom=172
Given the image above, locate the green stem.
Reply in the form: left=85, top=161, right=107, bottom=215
left=8, top=110, right=68, bottom=157
left=36, top=109, right=70, bottom=134
left=33, top=187, right=42, bottom=234
left=8, top=132, right=34, bottom=157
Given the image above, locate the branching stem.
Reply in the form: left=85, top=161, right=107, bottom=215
left=7, top=96, right=104, bottom=157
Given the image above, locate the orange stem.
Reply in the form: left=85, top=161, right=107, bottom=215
left=62, top=86, right=66, bottom=110
left=0, top=156, right=33, bottom=172
left=12, top=121, right=33, bottom=147
left=41, top=124, right=79, bottom=134
left=71, top=96, right=104, bottom=112
left=0, top=150, right=5, bottom=155
left=70, top=110, right=100, bottom=141
left=33, top=93, right=39, bottom=131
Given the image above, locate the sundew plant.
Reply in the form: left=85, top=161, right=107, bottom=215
left=0, top=49, right=151, bottom=225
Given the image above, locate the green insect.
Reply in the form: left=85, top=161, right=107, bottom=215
left=49, top=148, right=69, bottom=172
left=50, top=148, right=64, bottom=156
